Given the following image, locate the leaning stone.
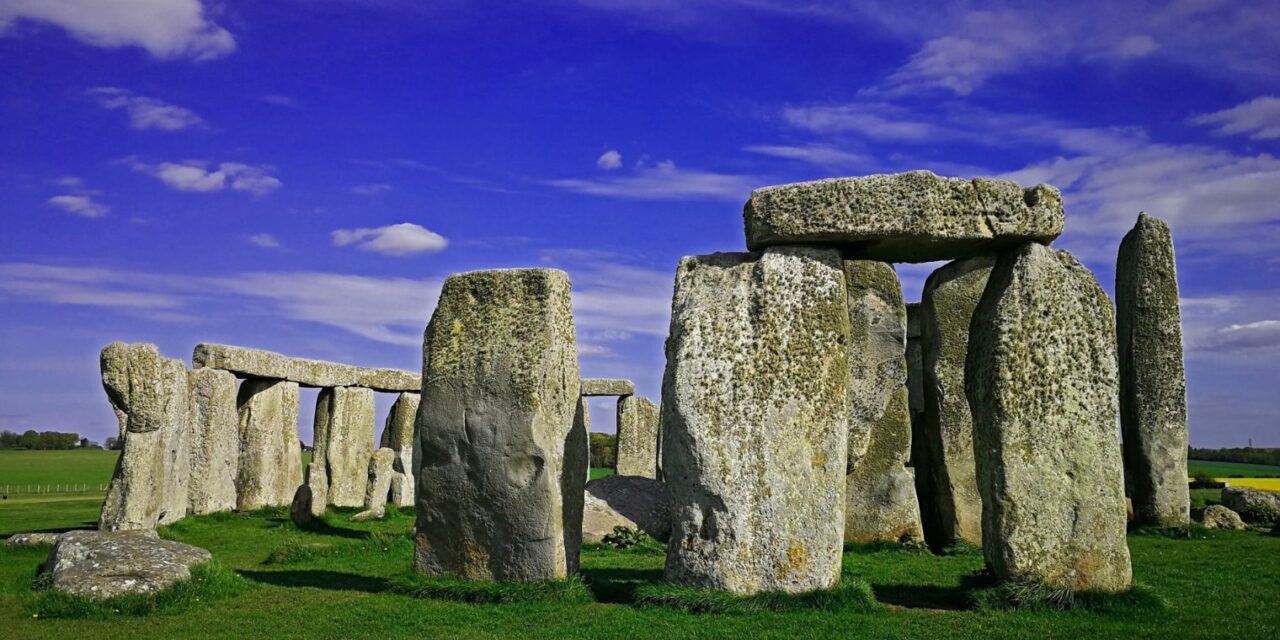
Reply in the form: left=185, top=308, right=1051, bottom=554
left=290, top=484, right=314, bottom=527
left=99, top=343, right=191, bottom=531
left=192, top=343, right=419, bottom=392
left=846, top=387, right=923, bottom=544
left=1201, top=504, right=1247, bottom=530
left=581, top=378, right=635, bottom=396
left=186, top=368, right=239, bottom=515
left=44, top=530, right=211, bottom=600
left=582, top=476, right=672, bottom=543
left=662, top=247, right=851, bottom=594
left=1116, top=213, right=1190, bottom=527
left=5, top=532, right=63, bottom=547
left=415, top=268, right=585, bottom=582
left=235, top=379, right=302, bottom=510
left=381, top=392, right=419, bottom=507
left=351, top=447, right=397, bottom=521
left=744, top=170, right=1064, bottom=262
left=916, top=256, right=995, bottom=549
left=966, top=242, right=1132, bottom=592
left=1220, top=487, right=1280, bottom=523
left=315, top=386, right=376, bottom=507
left=615, top=395, right=660, bottom=478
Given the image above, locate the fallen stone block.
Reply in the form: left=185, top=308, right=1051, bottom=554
left=44, top=530, right=211, bottom=600
left=583, top=476, right=672, bottom=543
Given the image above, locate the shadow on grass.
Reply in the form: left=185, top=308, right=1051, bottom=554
left=872, top=583, right=974, bottom=611
left=580, top=566, right=665, bottom=603
left=391, top=572, right=594, bottom=605
left=294, top=518, right=374, bottom=541
left=239, top=569, right=392, bottom=594
left=634, top=577, right=878, bottom=615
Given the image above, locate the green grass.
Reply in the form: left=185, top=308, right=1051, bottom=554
left=1, top=507, right=1277, bottom=639
left=0, top=496, right=103, bottom=537
left=590, top=467, right=614, bottom=481
left=1187, top=459, right=1280, bottom=478
left=0, top=450, right=119, bottom=488
left=28, top=561, right=249, bottom=619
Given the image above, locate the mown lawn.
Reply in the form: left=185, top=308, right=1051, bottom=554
left=1, top=506, right=1277, bottom=639
left=1187, top=459, right=1280, bottom=478
left=0, top=450, right=119, bottom=489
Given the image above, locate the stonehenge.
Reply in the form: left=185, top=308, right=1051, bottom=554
left=236, top=378, right=302, bottom=510
left=615, top=395, right=660, bottom=479
left=314, top=386, right=377, bottom=507
left=381, top=392, right=419, bottom=507
left=193, top=343, right=419, bottom=392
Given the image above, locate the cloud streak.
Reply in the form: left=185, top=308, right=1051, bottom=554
left=129, top=159, right=282, bottom=195
left=548, top=160, right=755, bottom=201
left=87, top=87, right=204, bottom=131
left=332, top=223, right=449, bottom=256
left=1, top=0, right=235, bottom=61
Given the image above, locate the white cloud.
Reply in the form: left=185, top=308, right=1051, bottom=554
left=0, top=0, right=235, bottom=61
left=548, top=160, right=756, bottom=201
left=47, top=194, right=108, bottom=218
left=259, top=94, right=300, bottom=108
left=87, top=87, right=204, bottom=131
left=331, top=222, right=448, bottom=256
left=596, top=149, right=623, bottom=170
left=129, top=159, right=282, bottom=195
left=1191, top=96, right=1280, bottom=141
left=1182, top=293, right=1280, bottom=360
left=50, top=176, right=84, bottom=188
left=1111, top=34, right=1158, bottom=59
left=743, top=144, right=868, bottom=168
left=247, top=233, right=280, bottom=248
left=349, top=183, right=394, bottom=196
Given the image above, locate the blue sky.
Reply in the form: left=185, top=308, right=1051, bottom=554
left=0, top=0, right=1277, bottom=447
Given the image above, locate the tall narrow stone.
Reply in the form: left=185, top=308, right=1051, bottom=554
left=381, top=392, right=420, bottom=507
left=99, top=343, right=191, bottom=530
left=352, top=448, right=397, bottom=521
left=304, top=462, right=328, bottom=518
left=1116, top=213, right=1190, bottom=527
left=967, top=243, right=1132, bottom=592
left=662, top=247, right=851, bottom=595
left=842, top=260, right=922, bottom=544
left=235, top=379, right=301, bottom=511
left=917, top=256, right=994, bottom=550
left=905, top=303, right=925, bottom=430
left=186, top=368, right=239, bottom=515
left=615, top=396, right=659, bottom=478
left=315, top=386, right=376, bottom=507
left=415, top=269, right=584, bottom=582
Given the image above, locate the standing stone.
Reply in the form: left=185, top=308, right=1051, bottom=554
left=186, top=368, right=239, bottom=515
left=916, top=256, right=995, bottom=550
left=662, top=247, right=851, bottom=594
left=235, top=379, right=302, bottom=511
left=381, top=392, right=419, bottom=507
left=315, top=386, right=376, bottom=507
left=290, top=484, right=314, bottom=526
left=1116, top=213, right=1190, bottom=527
left=846, top=387, right=923, bottom=544
left=415, top=268, right=584, bottom=582
left=966, top=243, right=1132, bottom=592
left=352, top=448, right=397, bottom=521
left=615, top=395, right=660, bottom=478
left=99, top=343, right=191, bottom=531
left=304, top=462, right=327, bottom=518
left=904, top=303, right=925, bottom=431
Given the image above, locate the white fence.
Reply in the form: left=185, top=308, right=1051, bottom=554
left=2, top=484, right=107, bottom=496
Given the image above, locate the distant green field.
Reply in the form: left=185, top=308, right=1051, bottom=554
left=589, top=467, right=614, bottom=481
left=1187, top=459, right=1280, bottom=478
left=0, top=450, right=119, bottom=489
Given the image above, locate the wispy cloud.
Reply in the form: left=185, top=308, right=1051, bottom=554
left=87, top=87, right=204, bottom=131
left=259, top=94, right=301, bottom=108
left=0, top=0, right=235, bottom=61
left=128, top=159, right=282, bottom=195
left=332, top=222, right=449, bottom=256
left=247, top=233, right=281, bottom=248
left=743, top=144, right=868, bottom=169
left=1191, top=96, right=1280, bottom=141
left=349, top=183, right=394, bottom=196
left=547, top=159, right=756, bottom=201
left=47, top=194, right=109, bottom=218
left=597, top=150, right=623, bottom=170
left=1182, top=293, right=1280, bottom=360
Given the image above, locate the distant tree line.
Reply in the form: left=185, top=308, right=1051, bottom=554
left=590, top=432, right=616, bottom=469
left=0, top=430, right=103, bottom=450
left=1189, top=447, right=1280, bottom=467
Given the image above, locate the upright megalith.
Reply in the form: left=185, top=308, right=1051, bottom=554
left=904, top=303, right=925, bottom=430
left=1116, top=213, right=1190, bottom=527
left=414, top=268, right=585, bottom=582
left=916, top=256, right=995, bottom=550
left=966, top=243, right=1132, bottom=592
left=235, top=379, right=302, bottom=511
left=842, top=260, right=922, bottom=544
left=616, top=396, right=660, bottom=478
left=662, top=247, right=851, bottom=594
left=99, top=343, right=191, bottom=530
left=381, top=392, right=419, bottom=507
left=315, top=386, right=376, bottom=507
left=352, top=448, right=397, bottom=521
left=186, top=368, right=239, bottom=515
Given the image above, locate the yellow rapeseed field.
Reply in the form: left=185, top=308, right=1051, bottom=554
left=1220, top=478, right=1280, bottom=491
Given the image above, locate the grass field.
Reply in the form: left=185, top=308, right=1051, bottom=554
left=0, top=450, right=119, bottom=490
left=1187, top=459, right=1280, bottom=478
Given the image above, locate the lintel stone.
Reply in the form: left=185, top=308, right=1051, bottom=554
left=193, top=343, right=419, bottom=392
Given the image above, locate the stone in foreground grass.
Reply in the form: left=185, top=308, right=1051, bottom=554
left=634, top=577, right=878, bottom=614
left=393, top=572, right=593, bottom=605
left=28, top=561, right=248, bottom=619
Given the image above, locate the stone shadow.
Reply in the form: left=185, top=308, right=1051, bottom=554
left=580, top=566, right=665, bottom=603
left=239, top=569, right=392, bottom=594
left=871, top=572, right=990, bottom=611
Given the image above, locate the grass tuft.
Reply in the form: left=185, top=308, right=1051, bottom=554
left=393, top=572, right=594, bottom=605
left=27, top=560, right=249, bottom=619
left=972, top=579, right=1167, bottom=615
left=634, top=577, right=878, bottom=614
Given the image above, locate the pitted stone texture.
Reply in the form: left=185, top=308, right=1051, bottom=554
left=1117, top=213, right=1190, bottom=527
left=581, top=378, right=635, bottom=396
left=905, top=303, right=925, bottom=419
left=5, top=532, right=63, bottom=547
left=186, top=368, right=239, bottom=515
left=744, top=171, right=1064, bottom=262
left=844, top=260, right=907, bottom=469
left=1201, top=504, right=1247, bottom=530
left=1220, top=487, right=1280, bottom=523
left=616, top=395, right=660, bottom=478
left=235, top=379, right=302, bottom=511
left=966, top=243, right=1132, bottom=592
left=583, top=476, right=672, bottom=543
left=315, top=386, right=376, bottom=507
left=99, top=343, right=191, bottom=531
left=662, top=247, right=851, bottom=595
left=352, top=448, right=397, bottom=521
left=846, top=387, right=923, bottom=544
left=45, top=530, right=210, bottom=600
left=414, top=268, right=585, bottom=582
left=193, top=343, right=419, bottom=392
left=917, top=256, right=994, bottom=550
left=381, top=392, right=419, bottom=507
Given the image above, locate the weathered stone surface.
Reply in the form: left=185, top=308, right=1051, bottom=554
left=916, top=256, right=994, bottom=550
left=99, top=343, right=191, bottom=531
left=966, top=243, right=1132, bottom=592
left=304, top=462, right=327, bottom=518
left=415, top=268, right=585, bottom=582
left=616, top=395, right=660, bottom=478
left=235, top=379, right=302, bottom=510
left=744, top=171, right=1064, bottom=262
left=1116, top=213, right=1190, bottom=528
left=45, top=530, right=210, bottom=600
left=846, top=387, right=924, bottom=544
left=1201, top=504, right=1247, bottom=530
left=581, top=378, right=635, bottom=396
left=905, top=303, right=925, bottom=421
left=582, top=476, right=672, bottom=543
left=5, top=532, right=63, bottom=547
left=381, top=392, right=419, bottom=507
left=193, top=343, right=419, bottom=392
left=290, top=484, right=314, bottom=526
left=662, top=247, right=851, bottom=594
left=1220, top=487, right=1280, bottom=523
left=186, top=368, right=239, bottom=515
left=314, top=386, right=376, bottom=507
left=352, top=448, right=397, bottom=521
